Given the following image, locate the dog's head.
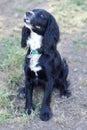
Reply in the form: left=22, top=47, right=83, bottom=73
left=24, top=9, right=49, bottom=35
left=21, top=9, right=60, bottom=51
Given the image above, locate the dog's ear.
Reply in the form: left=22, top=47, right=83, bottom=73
left=42, top=15, right=60, bottom=52
left=21, top=26, right=30, bottom=48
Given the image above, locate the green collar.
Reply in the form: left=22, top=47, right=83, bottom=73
left=30, top=49, right=39, bottom=54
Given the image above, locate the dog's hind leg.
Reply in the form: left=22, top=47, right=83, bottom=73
left=59, top=80, right=71, bottom=98
left=56, top=59, right=71, bottom=98
left=60, top=59, right=71, bottom=97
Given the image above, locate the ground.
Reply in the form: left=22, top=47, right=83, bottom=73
left=0, top=0, right=87, bottom=130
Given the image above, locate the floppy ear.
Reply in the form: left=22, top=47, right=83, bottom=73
left=21, top=26, right=30, bottom=48
left=42, top=15, right=60, bottom=52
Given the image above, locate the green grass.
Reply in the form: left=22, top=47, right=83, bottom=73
left=71, top=0, right=86, bottom=5
left=0, top=36, right=25, bottom=124
left=73, top=39, right=87, bottom=45
left=0, top=86, right=12, bottom=124
left=0, top=35, right=26, bottom=122
left=0, top=36, right=25, bottom=70
left=0, top=87, right=11, bottom=107
left=71, top=0, right=87, bottom=12
left=73, top=32, right=87, bottom=47
left=0, top=36, right=25, bottom=88
left=14, top=5, right=26, bottom=12
left=52, top=0, right=87, bottom=35
left=73, top=38, right=87, bottom=50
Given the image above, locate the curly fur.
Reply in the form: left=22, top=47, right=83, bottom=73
left=20, top=9, right=71, bottom=121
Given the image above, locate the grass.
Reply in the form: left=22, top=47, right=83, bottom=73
left=0, top=86, right=12, bottom=124
left=0, top=87, right=11, bottom=107
left=52, top=0, right=87, bottom=34
left=0, top=36, right=24, bottom=70
left=0, top=35, right=25, bottom=89
left=73, top=39, right=87, bottom=46
left=0, top=36, right=25, bottom=123
left=14, top=5, right=26, bottom=12
left=73, top=32, right=87, bottom=49
left=71, top=0, right=86, bottom=6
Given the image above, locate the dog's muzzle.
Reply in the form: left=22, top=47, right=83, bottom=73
left=24, top=11, right=35, bottom=24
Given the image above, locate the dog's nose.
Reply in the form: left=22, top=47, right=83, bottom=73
left=26, top=11, right=34, bottom=17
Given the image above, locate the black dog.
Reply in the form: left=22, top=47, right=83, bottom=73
left=21, top=9, right=70, bottom=121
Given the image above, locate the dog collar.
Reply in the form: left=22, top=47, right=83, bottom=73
left=27, top=49, right=39, bottom=58
left=30, top=49, right=39, bottom=54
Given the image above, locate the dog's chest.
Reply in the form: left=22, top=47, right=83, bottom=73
left=27, top=31, right=42, bottom=49
left=27, top=31, right=42, bottom=73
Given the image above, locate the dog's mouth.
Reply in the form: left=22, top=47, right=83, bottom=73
left=24, top=19, right=41, bottom=30
left=34, top=25, right=41, bottom=29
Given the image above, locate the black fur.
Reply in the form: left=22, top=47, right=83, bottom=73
left=20, top=9, right=71, bottom=121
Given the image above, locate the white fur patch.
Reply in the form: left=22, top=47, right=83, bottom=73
left=27, top=31, right=42, bottom=49
left=27, top=31, right=43, bottom=74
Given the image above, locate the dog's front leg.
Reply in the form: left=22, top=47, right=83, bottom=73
left=25, top=80, right=33, bottom=115
left=40, top=79, right=53, bottom=121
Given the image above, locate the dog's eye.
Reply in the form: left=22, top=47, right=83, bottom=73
left=39, top=14, right=44, bottom=18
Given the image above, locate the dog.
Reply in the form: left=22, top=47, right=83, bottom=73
left=21, top=9, right=71, bottom=121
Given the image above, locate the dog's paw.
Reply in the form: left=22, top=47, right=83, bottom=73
left=25, top=106, right=35, bottom=115
left=60, top=90, right=71, bottom=98
left=25, top=108, right=32, bottom=115
left=40, top=107, right=52, bottom=121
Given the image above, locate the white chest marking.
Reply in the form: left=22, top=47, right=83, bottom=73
left=27, top=31, right=43, bottom=73
left=27, top=31, right=42, bottom=49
